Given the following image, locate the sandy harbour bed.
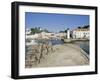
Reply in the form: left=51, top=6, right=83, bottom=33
left=27, top=43, right=89, bottom=68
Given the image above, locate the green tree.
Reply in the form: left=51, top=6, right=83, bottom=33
left=83, top=25, right=89, bottom=29
left=64, top=28, right=69, bottom=38
left=31, top=27, right=41, bottom=34
left=78, top=26, right=81, bottom=29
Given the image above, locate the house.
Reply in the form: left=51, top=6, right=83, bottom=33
left=26, top=28, right=31, bottom=35
left=72, top=28, right=89, bottom=39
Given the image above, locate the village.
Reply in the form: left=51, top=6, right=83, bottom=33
left=25, top=26, right=89, bottom=68
left=26, top=25, right=89, bottom=44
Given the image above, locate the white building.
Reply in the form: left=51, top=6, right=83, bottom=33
left=40, top=32, right=58, bottom=39
left=26, top=34, right=40, bottom=39
left=72, top=28, right=89, bottom=39
left=26, top=28, right=31, bottom=35
left=55, top=33, right=66, bottom=39
left=67, top=29, right=70, bottom=39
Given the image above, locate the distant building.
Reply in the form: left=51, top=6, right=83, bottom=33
left=67, top=29, right=70, bottom=39
left=55, top=33, right=66, bottom=38
left=26, top=28, right=31, bottom=35
left=72, top=28, right=89, bottom=39
left=26, top=34, right=40, bottom=39
left=40, top=32, right=49, bottom=39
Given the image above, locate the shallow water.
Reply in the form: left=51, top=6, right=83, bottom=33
left=73, top=41, right=89, bottom=54
left=35, top=39, right=63, bottom=45
left=26, top=39, right=89, bottom=55
left=49, top=39, right=63, bottom=45
left=49, top=39, right=89, bottom=54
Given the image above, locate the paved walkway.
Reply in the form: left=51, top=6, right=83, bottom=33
left=33, top=44, right=89, bottom=68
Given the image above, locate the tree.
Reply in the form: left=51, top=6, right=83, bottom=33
left=64, top=28, right=69, bottom=33
left=78, top=27, right=81, bottom=29
left=31, top=27, right=41, bottom=34
left=59, top=31, right=64, bottom=33
left=65, top=30, right=67, bottom=33
left=83, top=25, right=89, bottom=29
left=30, top=27, right=50, bottom=34
left=64, top=28, right=69, bottom=38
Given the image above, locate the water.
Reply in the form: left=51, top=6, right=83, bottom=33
left=26, top=39, right=89, bottom=55
left=49, top=39, right=63, bottom=45
left=26, top=39, right=64, bottom=55
left=35, top=39, right=63, bottom=45
left=73, top=41, right=89, bottom=54
left=49, top=39, right=89, bottom=54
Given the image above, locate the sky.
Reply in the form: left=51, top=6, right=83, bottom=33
left=25, top=12, right=89, bottom=32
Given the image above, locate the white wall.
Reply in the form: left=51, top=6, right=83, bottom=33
left=0, top=0, right=99, bottom=81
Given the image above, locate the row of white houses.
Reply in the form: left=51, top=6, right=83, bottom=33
left=72, top=28, right=89, bottom=39
left=26, top=27, right=90, bottom=39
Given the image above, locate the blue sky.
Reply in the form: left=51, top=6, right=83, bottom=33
left=25, top=12, right=89, bottom=32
